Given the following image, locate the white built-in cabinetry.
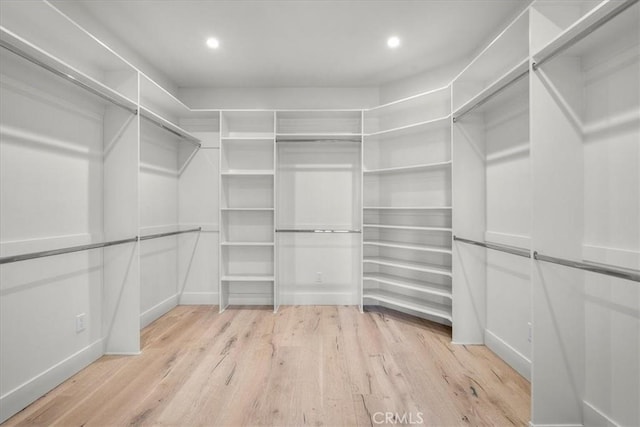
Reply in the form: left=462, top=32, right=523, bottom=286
left=362, top=87, right=453, bottom=323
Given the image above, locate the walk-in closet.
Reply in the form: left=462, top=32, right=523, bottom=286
left=1, top=0, right=638, bottom=426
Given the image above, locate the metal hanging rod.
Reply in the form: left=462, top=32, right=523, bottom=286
left=453, top=235, right=531, bottom=259
left=533, top=252, right=640, bottom=283
left=532, top=0, right=639, bottom=70
left=0, top=38, right=138, bottom=116
left=276, top=229, right=361, bottom=234
left=139, top=227, right=202, bottom=241
left=0, top=236, right=138, bottom=265
left=453, top=68, right=529, bottom=123
left=139, top=113, right=201, bottom=147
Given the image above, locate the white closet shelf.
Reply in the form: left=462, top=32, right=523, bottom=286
left=276, top=133, right=361, bottom=141
left=365, top=85, right=450, bottom=112
left=140, top=107, right=201, bottom=145
left=363, top=241, right=452, bottom=255
left=363, top=257, right=452, bottom=277
left=363, top=161, right=451, bottom=175
left=221, top=207, right=274, bottom=211
left=0, top=26, right=137, bottom=114
left=363, top=290, right=452, bottom=322
left=221, top=136, right=274, bottom=141
left=140, top=74, right=191, bottom=119
left=363, top=206, right=452, bottom=210
left=220, top=170, right=274, bottom=176
left=221, top=275, right=275, bottom=282
left=363, top=273, right=452, bottom=299
left=453, top=58, right=529, bottom=121
left=364, top=224, right=452, bottom=232
left=364, top=116, right=450, bottom=137
left=532, top=0, right=636, bottom=68
left=221, top=242, right=275, bottom=246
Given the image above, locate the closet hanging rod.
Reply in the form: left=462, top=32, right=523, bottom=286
left=0, top=236, right=138, bottom=265
left=533, top=252, right=640, bottom=283
left=0, top=38, right=138, bottom=116
left=452, top=69, right=529, bottom=123
left=139, top=114, right=201, bottom=147
left=276, top=229, right=361, bottom=234
left=532, top=0, right=639, bottom=70
left=453, top=235, right=530, bottom=259
left=139, top=227, right=202, bottom=241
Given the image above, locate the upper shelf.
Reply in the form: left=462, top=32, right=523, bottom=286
left=532, top=0, right=639, bottom=68
left=276, top=133, right=361, bottom=142
left=364, top=116, right=450, bottom=138
left=140, top=107, right=201, bottom=146
left=221, top=111, right=275, bottom=139
left=0, top=26, right=137, bottom=114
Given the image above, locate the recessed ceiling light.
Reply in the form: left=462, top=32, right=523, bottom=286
left=206, top=37, right=220, bottom=49
left=387, top=36, right=400, bottom=49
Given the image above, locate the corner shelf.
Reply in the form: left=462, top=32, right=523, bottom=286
left=364, top=115, right=450, bottom=137
left=363, top=257, right=452, bottom=277
left=364, top=206, right=452, bottom=210
left=363, top=290, right=452, bottom=322
left=363, top=224, right=452, bottom=232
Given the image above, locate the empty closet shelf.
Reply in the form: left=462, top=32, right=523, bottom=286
left=363, top=273, right=452, bottom=299
left=364, top=206, right=452, bottom=210
left=276, top=133, right=361, bottom=142
left=0, top=27, right=138, bottom=115
left=364, top=116, right=450, bottom=137
left=139, top=107, right=201, bottom=145
left=363, top=161, right=451, bottom=174
left=363, top=241, right=452, bottom=254
left=363, top=257, right=452, bottom=277
left=221, top=275, right=274, bottom=282
left=363, top=290, right=452, bottom=322
left=221, top=171, right=274, bottom=176
left=221, top=207, right=274, bottom=211
left=364, top=224, right=452, bottom=232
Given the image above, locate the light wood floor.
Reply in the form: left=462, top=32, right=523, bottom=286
left=4, top=306, right=530, bottom=426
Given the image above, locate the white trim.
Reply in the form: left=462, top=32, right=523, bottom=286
left=484, top=329, right=531, bottom=381
left=139, top=294, right=178, bottom=329
left=583, top=400, right=621, bottom=427
left=0, top=339, right=104, bottom=423
left=582, top=244, right=640, bottom=271
left=484, top=231, right=531, bottom=250
left=179, top=292, right=218, bottom=305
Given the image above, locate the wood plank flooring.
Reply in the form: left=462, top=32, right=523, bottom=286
left=4, top=306, right=530, bottom=426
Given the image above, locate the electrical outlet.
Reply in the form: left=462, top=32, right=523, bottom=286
left=315, top=272, right=323, bottom=283
left=527, top=322, right=532, bottom=343
left=76, top=313, right=86, bottom=333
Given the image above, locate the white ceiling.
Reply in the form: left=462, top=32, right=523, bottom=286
left=61, top=0, right=528, bottom=88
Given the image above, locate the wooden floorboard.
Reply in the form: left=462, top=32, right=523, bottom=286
left=3, top=305, right=530, bottom=426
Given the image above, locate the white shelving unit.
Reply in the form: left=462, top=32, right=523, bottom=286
left=530, top=1, right=640, bottom=425
left=219, top=111, right=276, bottom=310
left=362, top=88, right=453, bottom=324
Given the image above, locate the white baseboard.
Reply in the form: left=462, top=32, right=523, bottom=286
left=583, top=400, right=620, bottom=427
left=484, top=329, right=531, bottom=381
left=140, top=294, right=179, bottom=329
left=279, top=291, right=359, bottom=305
left=179, top=292, right=218, bottom=305
left=0, top=339, right=103, bottom=423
